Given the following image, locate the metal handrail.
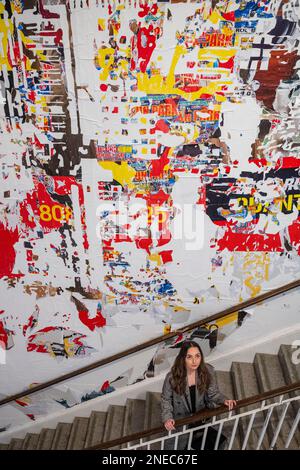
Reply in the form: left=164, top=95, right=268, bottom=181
left=86, top=381, right=300, bottom=450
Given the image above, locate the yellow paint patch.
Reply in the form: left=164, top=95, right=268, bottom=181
left=118, top=58, right=129, bottom=73
left=209, top=10, right=223, bottom=25
left=97, top=47, right=115, bottom=81
left=215, top=93, right=226, bottom=103
left=11, top=1, right=23, bottom=14
left=162, top=301, right=190, bottom=313
left=192, top=126, right=200, bottom=141
left=172, top=305, right=190, bottom=313
left=64, top=338, right=75, bottom=358
left=140, top=117, right=147, bottom=124
left=243, top=253, right=270, bottom=297
left=214, top=312, right=238, bottom=328
left=123, top=280, right=138, bottom=292
left=36, top=96, right=47, bottom=107
left=137, top=71, right=219, bottom=101
left=222, top=25, right=234, bottom=35
left=99, top=161, right=136, bottom=189
left=0, top=18, right=13, bottom=71
left=163, top=324, right=171, bottom=335
left=98, top=19, right=106, bottom=31
left=148, top=253, right=162, bottom=266
left=245, top=277, right=261, bottom=297
left=137, top=44, right=234, bottom=101
left=198, top=47, right=236, bottom=60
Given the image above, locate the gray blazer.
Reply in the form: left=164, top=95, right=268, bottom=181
left=161, top=364, right=226, bottom=449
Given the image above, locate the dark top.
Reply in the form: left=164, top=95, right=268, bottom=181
left=189, top=385, right=196, bottom=413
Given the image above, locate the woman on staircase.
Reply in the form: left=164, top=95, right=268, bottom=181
left=161, top=340, right=236, bottom=450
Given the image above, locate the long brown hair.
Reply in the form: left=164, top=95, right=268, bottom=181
left=170, top=341, right=210, bottom=395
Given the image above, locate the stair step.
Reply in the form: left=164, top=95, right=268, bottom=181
left=216, top=370, right=236, bottom=415
left=144, top=391, right=164, bottom=450
left=255, top=353, right=287, bottom=392
left=8, top=438, right=24, bottom=450
left=231, top=361, right=269, bottom=449
left=85, top=411, right=107, bottom=449
left=254, top=352, right=300, bottom=449
left=121, top=398, right=146, bottom=448
left=67, top=417, right=90, bottom=450
left=144, top=391, right=162, bottom=429
left=36, top=428, right=55, bottom=450
left=36, top=428, right=56, bottom=450
left=216, top=370, right=240, bottom=450
left=278, top=344, right=300, bottom=429
left=278, top=344, right=300, bottom=384
left=51, top=422, right=73, bottom=450
left=22, top=433, right=39, bottom=450
left=103, top=405, right=126, bottom=449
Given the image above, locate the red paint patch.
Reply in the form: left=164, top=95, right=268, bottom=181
left=26, top=414, right=35, bottom=420
left=15, top=399, right=28, bottom=407
left=151, top=119, right=170, bottom=134
left=115, top=233, right=133, bottom=243
left=0, top=321, right=9, bottom=349
left=135, top=236, right=152, bottom=254
left=288, top=219, right=300, bottom=255
left=156, top=231, right=172, bottom=247
left=138, top=3, right=158, bottom=18
left=159, top=250, right=173, bottom=264
left=23, top=311, right=39, bottom=337
left=275, top=156, right=300, bottom=170
left=101, top=380, right=110, bottom=392
left=221, top=11, right=235, bottom=21
left=133, top=24, right=159, bottom=73
left=0, top=223, right=19, bottom=278
left=150, top=147, right=170, bottom=178
left=137, top=188, right=170, bottom=207
left=216, top=228, right=283, bottom=252
left=78, top=305, right=106, bottom=331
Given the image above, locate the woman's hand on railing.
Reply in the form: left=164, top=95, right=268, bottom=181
left=164, top=418, right=176, bottom=431
left=224, top=399, right=237, bottom=411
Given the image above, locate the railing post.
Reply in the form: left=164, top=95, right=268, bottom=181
left=242, top=411, right=257, bottom=450
left=256, top=407, right=274, bottom=450
left=284, top=408, right=300, bottom=449
left=201, top=426, right=209, bottom=450
left=187, top=430, right=193, bottom=450
left=227, top=416, right=240, bottom=450
left=214, top=422, right=225, bottom=450
left=174, top=434, right=179, bottom=450
left=270, top=401, right=290, bottom=450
